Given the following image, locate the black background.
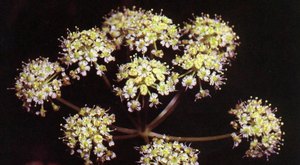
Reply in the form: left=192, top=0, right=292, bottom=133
left=0, top=0, right=299, bottom=164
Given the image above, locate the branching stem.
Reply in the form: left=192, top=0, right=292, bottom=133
left=148, top=131, right=232, bottom=142
left=147, top=90, right=183, bottom=131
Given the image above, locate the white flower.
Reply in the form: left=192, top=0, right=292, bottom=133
left=157, top=82, right=170, bottom=96
left=96, top=64, right=107, bottom=76
left=127, top=100, right=141, bottom=112
left=182, top=75, right=197, bottom=89
left=209, top=72, right=224, bottom=89
left=149, top=93, right=160, bottom=107
left=78, top=61, right=91, bottom=76
left=122, top=83, right=138, bottom=99
left=197, top=68, right=211, bottom=82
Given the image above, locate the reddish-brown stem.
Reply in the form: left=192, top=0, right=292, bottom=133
left=111, top=125, right=138, bottom=134
left=147, top=90, right=182, bottom=131
left=148, top=131, right=232, bottom=142
left=102, top=74, right=112, bottom=89
left=113, top=134, right=139, bottom=140
left=55, top=97, right=80, bottom=112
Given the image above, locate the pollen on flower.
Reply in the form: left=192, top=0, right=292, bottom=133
left=229, top=98, right=284, bottom=159
left=114, top=55, right=178, bottom=112
left=137, top=138, right=199, bottom=165
left=174, top=14, right=239, bottom=101
left=59, top=27, right=116, bottom=79
left=61, top=106, right=116, bottom=164
left=102, top=7, right=180, bottom=57
left=14, top=57, right=68, bottom=116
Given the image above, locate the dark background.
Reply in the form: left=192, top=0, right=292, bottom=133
left=0, top=0, right=299, bottom=164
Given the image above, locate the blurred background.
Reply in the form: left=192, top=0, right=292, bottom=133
left=0, top=0, right=299, bottom=164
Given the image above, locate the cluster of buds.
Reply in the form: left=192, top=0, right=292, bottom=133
left=61, top=106, right=116, bottom=164
left=14, top=57, right=67, bottom=116
left=137, top=138, right=199, bottom=165
left=114, top=55, right=179, bottom=112
left=173, top=14, right=239, bottom=101
left=59, top=27, right=116, bottom=79
left=102, top=7, right=180, bottom=57
left=229, top=98, right=284, bottom=159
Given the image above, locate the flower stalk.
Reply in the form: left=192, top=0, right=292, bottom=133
left=148, top=131, right=232, bottom=142
left=147, top=90, right=182, bottom=131
left=55, top=97, right=80, bottom=112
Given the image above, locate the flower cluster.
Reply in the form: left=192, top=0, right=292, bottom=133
left=60, top=27, right=116, bottom=79
left=61, top=106, right=116, bottom=164
left=103, top=7, right=180, bottom=57
left=15, top=57, right=67, bottom=116
left=114, top=56, right=178, bottom=112
left=229, top=98, right=284, bottom=159
left=173, top=14, right=239, bottom=101
left=137, top=138, right=199, bottom=165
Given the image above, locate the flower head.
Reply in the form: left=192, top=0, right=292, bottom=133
left=229, top=97, right=284, bottom=159
left=61, top=106, right=116, bottom=164
left=174, top=14, right=239, bottom=100
left=114, top=55, right=178, bottom=112
left=60, top=27, right=116, bottom=79
left=15, top=57, right=67, bottom=116
left=137, top=138, right=199, bottom=165
left=103, top=7, right=180, bottom=57
left=182, top=14, right=239, bottom=60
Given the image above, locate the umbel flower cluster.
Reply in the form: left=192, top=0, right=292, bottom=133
left=15, top=57, right=67, bottom=116
left=102, top=7, right=180, bottom=55
left=60, top=27, right=116, bottom=79
left=138, top=138, right=199, bottom=165
left=114, top=55, right=178, bottom=111
left=173, top=14, right=239, bottom=100
left=13, top=7, right=284, bottom=165
left=229, top=98, right=284, bottom=159
left=61, top=106, right=116, bottom=164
